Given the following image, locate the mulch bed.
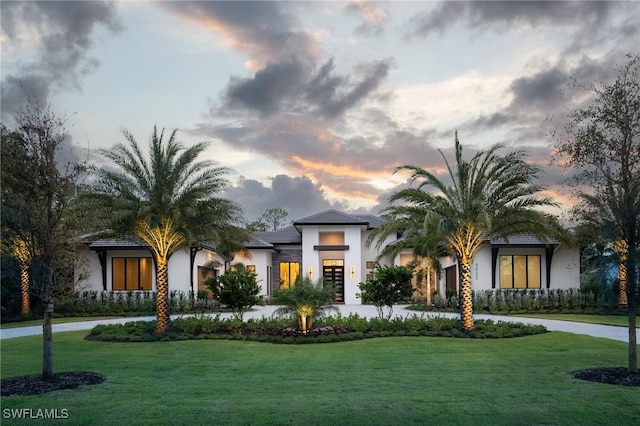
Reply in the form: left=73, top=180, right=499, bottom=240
left=571, top=367, right=640, bottom=387
left=1, top=372, right=105, bottom=396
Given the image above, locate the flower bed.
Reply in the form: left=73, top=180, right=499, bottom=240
left=86, top=314, right=548, bottom=343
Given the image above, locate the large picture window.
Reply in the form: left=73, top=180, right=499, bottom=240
left=113, top=257, right=152, bottom=290
left=499, top=255, right=541, bottom=289
left=279, top=262, right=300, bottom=289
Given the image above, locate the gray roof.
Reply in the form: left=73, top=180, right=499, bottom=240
left=352, top=214, right=385, bottom=229
left=87, top=239, right=217, bottom=251
left=253, top=225, right=301, bottom=245
left=88, top=239, right=146, bottom=250
left=244, top=235, right=275, bottom=249
left=489, top=234, right=560, bottom=246
left=294, top=209, right=370, bottom=226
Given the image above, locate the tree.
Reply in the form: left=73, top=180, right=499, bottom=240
left=0, top=103, right=85, bottom=380
left=555, top=54, right=639, bottom=372
left=272, top=277, right=337, bottom=333
left=248, top=207, right=289, bottom=231
left=358, top=265, right=414, bottom=319
left=205, top=264, right=263, bottom=321
left=370, top=134, right=568, bottom=331
left=86, top=126, right=245, bottom=333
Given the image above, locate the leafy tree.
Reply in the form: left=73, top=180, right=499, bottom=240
left=555, top=54, right=639, bottom=372
left=205, top=264, right=263, bottom=321
left=248, top=207, right=289, bottom=231
left=0, top=103, right=85, bottom=379
left=86, top=126, right=246, bottom=333
left=369, top=134, right=568, bottom=331
left=272, top=277, right=337, bottom=333
left=359, top=265, right=414, bottom=319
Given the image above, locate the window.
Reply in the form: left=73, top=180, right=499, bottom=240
left=113, top=257, right=152, bottom=290
left=197, top=266, right=218, bottom=299
left=279, top=262, right=300, bottom=289
left=499, top=255, right=541, bottom=289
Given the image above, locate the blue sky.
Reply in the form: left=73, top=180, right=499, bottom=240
left=2, top=1, right=639, bottom=222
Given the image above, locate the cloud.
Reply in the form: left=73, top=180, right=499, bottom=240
left=407, top=1, right=614, bottom=39
left=160, top=1, right=319, bottom=70
left=163, top=2, right=404, bottom=210
left=225, top=59, right=307, bottom=116
left=465, top=51, right=636, bottom=144
left=306, top=58, right=394, bottom=118
left=0, top=0, right=121, bottom=119
left=223, top=174, right=346, bottom=221
left=345, top=1, right=389, bottom=36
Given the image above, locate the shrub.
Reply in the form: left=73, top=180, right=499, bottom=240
left=272, top=277, right=337, bottom=333
left=358, top=265, right=413, bottom=319
left=86, top=314, right=547, bottom=343
left=205, top=265, right=264, bottom=321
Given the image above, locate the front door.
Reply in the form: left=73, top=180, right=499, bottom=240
left=323, top=260, right=344, bottom=303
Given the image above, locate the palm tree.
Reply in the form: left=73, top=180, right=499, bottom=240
left=370, top=134, right=568, bottom=330
left=88, top=126, right=245, bottom=333
left=12, top=237, right=32, bottom=316
left=272, top=277, right=337, bottom=333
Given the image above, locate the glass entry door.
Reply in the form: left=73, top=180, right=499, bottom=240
left=322, top=260, right=344, bottom=303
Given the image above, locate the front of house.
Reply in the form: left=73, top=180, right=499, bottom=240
left=75, top=210, right=580, bottom=301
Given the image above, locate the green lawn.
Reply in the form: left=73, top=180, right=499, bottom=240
left=0, top=317, right=125, bottom=330
left=511, top=314, right=631, bottom=327
left=1, top=332, right=638, bottom=425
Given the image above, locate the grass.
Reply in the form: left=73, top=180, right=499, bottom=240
left=511, top=314, right=631, bottom=327
left=0, top=317, right=126, bottom=330
left=1, top=331, right=639, bottom=425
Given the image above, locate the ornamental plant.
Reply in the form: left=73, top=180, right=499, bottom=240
left=205, top=264, right=263, bottom=321
left=272, top=277, right=337, bottom=334
left=359, top=264, right=414, bottom=319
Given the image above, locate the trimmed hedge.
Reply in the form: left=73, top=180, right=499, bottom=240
left=411, top=288, right=624, bottom=314
left=86, top=313, right=547, bottom=344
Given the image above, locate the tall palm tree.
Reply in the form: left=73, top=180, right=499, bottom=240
left=88, top=126, right=245, bottom=333
left=370, top=134, right=568, bottom=330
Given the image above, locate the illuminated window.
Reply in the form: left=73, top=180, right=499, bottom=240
left=112, top=257, right=152, bottom=290
left=499, top=255, right=541, bottom=289
left=279, top=262, right=300, bottom=289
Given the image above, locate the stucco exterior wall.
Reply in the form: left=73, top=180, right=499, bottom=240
left=75, top=246, right=104, bottom=292
left=550, top=247, right=581, bottom=289
left=232, top=250, right=273, bottom=297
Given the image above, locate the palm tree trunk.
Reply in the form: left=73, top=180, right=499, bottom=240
left=459, top=257, right=474, bottom=331
left=20, top=263, right=30, bottom=316
left=618, top=261, right=628, bottom=307
left=426, top=270, right=432, bottom=307
left=614, top=241, right=628, bottom=307
left=155, top=256, right=170, bottom=334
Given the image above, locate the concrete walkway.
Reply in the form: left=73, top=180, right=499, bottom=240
left=1, top=305, right=638, bottom=343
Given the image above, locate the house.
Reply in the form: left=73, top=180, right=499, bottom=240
left=75, top=210, right=580, bottom=301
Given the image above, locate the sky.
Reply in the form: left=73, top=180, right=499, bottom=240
left=1, top=1, right=639, bottom=223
